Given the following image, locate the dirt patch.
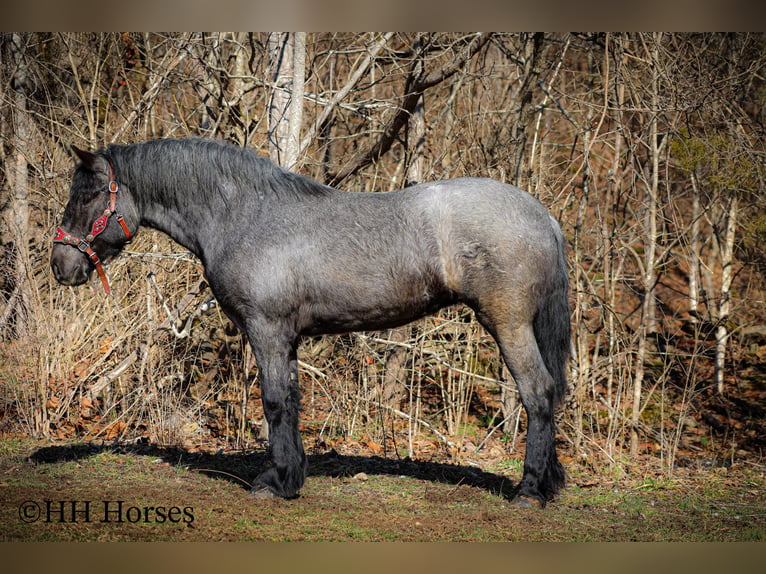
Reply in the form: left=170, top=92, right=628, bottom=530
left=1, top=438, right=764, bottom=541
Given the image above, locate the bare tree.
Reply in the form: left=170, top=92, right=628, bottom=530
left=2, top=32, right=765, bottom=471
left=379, top=34, right=428, bottom=413
left=1, top=33, right=33, bottom=337
left=267, top=32, right=306, bottom=171
left=404, top=33, right=427, bottom=187
left=630, top=33, right=664, bottom=455
left=297, top=33, right=394, bottom=163
left=327, top=32, right=493, bottom=186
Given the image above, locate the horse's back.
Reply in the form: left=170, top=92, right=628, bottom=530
left=403, top=178, right=563, bottom=302
left=406, top=177, right=555, bottom=233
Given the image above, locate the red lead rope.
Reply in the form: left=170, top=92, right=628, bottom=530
left=53, top=162, right=132, bottom=295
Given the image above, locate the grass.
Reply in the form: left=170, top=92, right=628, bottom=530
left=1, top=437, right=764, bottom=542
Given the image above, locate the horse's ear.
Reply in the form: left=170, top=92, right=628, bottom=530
left=71, top=145, right=108, bottom=175
left=71, top=145, right=95, bottom=166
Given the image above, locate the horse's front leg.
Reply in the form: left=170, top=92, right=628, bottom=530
left=248, top=326, right=307, bottom=499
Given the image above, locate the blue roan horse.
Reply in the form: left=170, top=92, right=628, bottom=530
left=51, top=137, right=571, bottom=507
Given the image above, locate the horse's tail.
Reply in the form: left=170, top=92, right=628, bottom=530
left=534, top=215, right=571, bottom=407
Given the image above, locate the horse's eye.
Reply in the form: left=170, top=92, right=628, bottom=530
left=78, top=187, right=102, bottom=205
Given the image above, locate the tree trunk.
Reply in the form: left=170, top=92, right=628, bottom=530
left=267, top=32, right=306, bottom=171
left=229, top=32, right=255, bottom=146
left=405, top=34, right=427, bottom=187
left=570, top=45, right=596, bottom=452
left=2, top=32, right=32, bottom=337
left=631, top=33, right=662, bottom=456
left=688, top=171, right=702, bottom=321
left=714, top=194, right=738, bottom=395
left=382, top=35, right=427, bottom=411
left=511, top=32, right=545, bottom=188
left=284, top=32, right=306, bottom=171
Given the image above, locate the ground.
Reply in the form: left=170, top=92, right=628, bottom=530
left=1, top=436, right=763, bottom=542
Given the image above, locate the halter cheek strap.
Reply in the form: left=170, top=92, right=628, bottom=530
left=53, top=161, right=132, bottom=295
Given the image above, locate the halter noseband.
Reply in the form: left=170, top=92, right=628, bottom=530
left=53, top=160, right=132, bottom=295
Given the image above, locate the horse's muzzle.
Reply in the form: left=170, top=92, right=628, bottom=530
left=50, top=244, right=91, bottom=287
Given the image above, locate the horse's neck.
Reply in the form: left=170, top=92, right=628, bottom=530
left=139, top=196, right=208, bottom=258
left=120, top=152, right=216, bottom=261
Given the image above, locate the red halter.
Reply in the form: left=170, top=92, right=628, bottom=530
left=52, top=161, right=132, bottom=295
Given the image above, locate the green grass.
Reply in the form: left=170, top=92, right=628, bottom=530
left=2, top=437, right=764, bottom=541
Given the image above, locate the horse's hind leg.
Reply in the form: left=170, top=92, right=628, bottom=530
left=491, top=323, right=565, bottom=507
left=247, top=326, right=307, bottom=499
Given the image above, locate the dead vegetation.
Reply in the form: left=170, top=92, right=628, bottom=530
left=1, top=33, right=765, bottom=486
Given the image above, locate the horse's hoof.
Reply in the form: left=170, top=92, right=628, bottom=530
left=250, top=484, right=276, bottom=499
left=511, top=494, right=545, bottom=509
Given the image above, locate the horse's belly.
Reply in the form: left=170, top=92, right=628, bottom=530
left=300, top=282, right=456, bottom=336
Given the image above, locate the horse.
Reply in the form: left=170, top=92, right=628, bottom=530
left=51, top=137, right=571, bottom=508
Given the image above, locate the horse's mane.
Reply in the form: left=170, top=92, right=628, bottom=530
left=104, top=137, right=332, bottom=207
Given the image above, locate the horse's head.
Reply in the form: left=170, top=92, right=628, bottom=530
left=50, top=146, right=135, bottom=293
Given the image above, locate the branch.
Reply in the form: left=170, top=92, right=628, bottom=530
left=0, top=283, right=20, bottom=334
left=327, top=32, right=493, bottom=187
left=379, top=403, right=457, bottom=449
left=147, top=274, right=216, bottom=338
left=298, top=32, right=395, bottom=160
left=87, top=279, right=211, bottom=398
left=111, top=36, right=191, bottom=142
left=297, top=357, right=456, bottom=448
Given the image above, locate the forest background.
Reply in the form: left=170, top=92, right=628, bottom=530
left=1, top=32, right=765, bottom=482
